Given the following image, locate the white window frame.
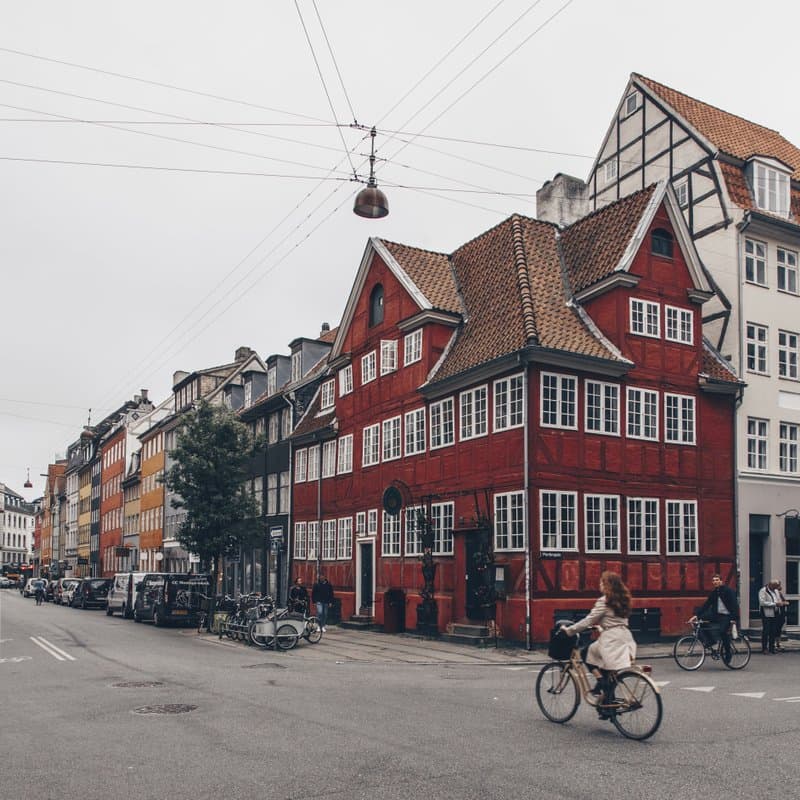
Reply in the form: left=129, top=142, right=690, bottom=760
left=624, top=91, right=639, bottom=117
left=540, top=372, right=577, bottom=429
left=267, top=366, right=277, bottom=395
left=382, top=416, right=401, bottom=461
left=367, top=509, right=378, bottom=537
left=294, top=448, right=307, bottom=483
left=404, top=329, right=422, bottom=366
left=745, top=238, right=767, bottom=286
left=337, top=517, right=352, bottom=560
left=307, top=445, right=320, bottom=481
left=307, top=521, right=319, bottom=560
left=291, top=351, right=302, bottom=383
left=604, top=158, right=617, bottom=182
left=293, top=521, right=307, bottom=559
left=361, top=351, right=376, bottom=384
left=666, top=500, right=698, bottom=554
left=494, top=491, right=526, bottom=552
left=494, top=373, right=525, bottom=432
left=674, top=178, right=689, bottom=208
left=320, top=379, right=335, bottom=410
left=585, top=380, right=619, bottom=436
left=746, top=323, right=769, bottom=375
left=629, top=298, right=660, bottom=338
left=321, top=440, right=337, bottom=478
left=747, top=417, right=769, bottom=471
left=459, top=385, right=488, bottom=441
left=281, top=408, right=292, bottom=439
left=380, top=339, right=398, bottom=375
left=626, top=387, right=659, bottom=441
left=243, top=382, right=252, bottom=408
left=627, top=498, right=660, bottom=555
left=355, top=511, right=367, bottom=537
left=339, top=365, right=353, bottom=396
left=362, top=424, right=380, bottom=467
left=584, top=495, right=620, bottom=553
left=779, top=422, right=799, bottom=474
left=266, top=474, right=278, bottom=516
left=381, top=511, right=401, bottom=557
left=431, top=501, right=454, bottom=555
left=429, top=397, right=455, bottom=450
left=337, top=434, right=353, bottom=474
left=665, top=305, right=693, bottom=345
left=777, top=247, right=799, bottom=295
left=404, top=408, right=426, bottom=456
left=753, top=162, right=790, bottom=216
left=321, top=520, right=337, bottom=560
left=778, top=329, right=799, bottom=380
left=664, top=393, right=696, bottom=445
left=404, top=506, right=423, bottom=556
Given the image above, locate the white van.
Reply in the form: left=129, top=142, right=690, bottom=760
left=106, top=572, right=147, bottom=619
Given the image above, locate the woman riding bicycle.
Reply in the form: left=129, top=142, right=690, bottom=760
left=560, top=571, right=636, bottom=711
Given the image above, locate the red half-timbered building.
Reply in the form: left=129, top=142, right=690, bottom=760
left=291, top=181, right=740, bottom=643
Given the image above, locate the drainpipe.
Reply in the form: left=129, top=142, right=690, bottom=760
left=735, top=217, right=749, bottom=625
left=284, top=394, right=294, bottom=607
left=524, top=359, right=532, bottom=650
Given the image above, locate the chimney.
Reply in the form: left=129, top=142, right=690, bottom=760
left=133, top=394, right=141, bottom=404
left=235, top=346, right=254, bottom=362
left=141, top=389, right=148, bottom=402
left=320, top=322, right=330, bottom=336
left=536, top=173, right=588, bottom=227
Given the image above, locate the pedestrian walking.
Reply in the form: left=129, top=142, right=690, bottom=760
left=758, top=580, right=780, bottom=654
left=34, top=579, right=45, bottom=606
left=312, top=574, right=334, bottom=632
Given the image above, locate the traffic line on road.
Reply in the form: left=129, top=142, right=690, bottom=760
left=731, top=692, right=765, bottom=698
left=774, top=696, right=800, bottom=703
left=653, top=681, right=670, bottom=688
left=30, top=636, right=76, bottom=661
left=0, top=656, right=32, bottom=664
left=682, top=686, right=715, bottom=692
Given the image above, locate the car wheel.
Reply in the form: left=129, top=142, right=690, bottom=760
left=81, top=598, right=87, bottom=610
left=153, top=606, right=164, bottom=627
left=134, top=607, right=142, bottom=623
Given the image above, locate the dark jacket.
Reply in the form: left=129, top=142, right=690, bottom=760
left=312, top=580, right=334, bottom=604
left=288, top=584, right=308, bottom=609
left=698, top=585, right=739, bottom=621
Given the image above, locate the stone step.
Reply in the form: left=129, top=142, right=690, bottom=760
left=450, top=623, right=491, bottom=637
left=340, top=617, right=381, bottom=631
left=440, top=632, right=495, bottom=648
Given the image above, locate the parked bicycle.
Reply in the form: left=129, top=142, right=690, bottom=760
left=217, top=593, right=265, bottom=642
left=535, top=623, right=663, bottom=740
left=672, top=619, right=751, bottom=671
left=249, top=605, right=323, bottom=650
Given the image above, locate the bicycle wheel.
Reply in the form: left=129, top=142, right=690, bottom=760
left=275, top=624, right=299, bottom=651
left=724, top=635, right=751, bottom=670
left=304, top=617, right=323, bottom=644
left=535, top=662, right=580, bottom=723
left=673, top=635, right=705, bottom=670
left=610, top=670, right=663, bottom=740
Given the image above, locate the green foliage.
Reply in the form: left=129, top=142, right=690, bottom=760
left=163, top=401, right=262, bottom=568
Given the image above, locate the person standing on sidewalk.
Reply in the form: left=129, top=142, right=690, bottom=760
left=759, top=580, right=781, bottom=654
left=312, top=574, right=334, bottom=632
left=774, top=580, right=789, bottom=652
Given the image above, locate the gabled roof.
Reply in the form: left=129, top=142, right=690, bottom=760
left=700, top=338, right=740, bottom=386
left=291, top=389, right=336, bottom=440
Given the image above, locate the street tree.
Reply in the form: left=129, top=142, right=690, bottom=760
left=164, top=400, right=262, bottom=620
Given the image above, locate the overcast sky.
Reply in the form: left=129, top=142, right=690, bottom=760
left=2, top=0, right=798, bottom=501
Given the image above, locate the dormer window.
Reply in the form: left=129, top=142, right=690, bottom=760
left=291, top=351, right=302, bottom=383
left=244, top=382, right=252, bottom=408
left=651, top=228, right=673, bottom=258
left=623, top=91, right=640, bottom=117
left=267, top=367, right=277, bottom=396
left=320, top=379, right=335, bottom=410
left=369, top=284, right=384, bottom=327
left=750, top=159, right=791, bottom=216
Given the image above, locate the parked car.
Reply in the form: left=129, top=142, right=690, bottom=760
left=23, top=578, right=46, bottom=597
left=55, top=578, right=80, bottom=605
left=106, top=572, right=147, bottom=618
left=74, top=578, right=112, bottom=609
left=0, top=577, right=13, bottom=588
left=63, top=579, right=83, bottom=607
left=45, top=580, right=58, bottom=602
left=133, top=573, right=211, bottom=626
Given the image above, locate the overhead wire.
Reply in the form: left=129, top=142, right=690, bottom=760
left=311, top=0, right=358, bottom=124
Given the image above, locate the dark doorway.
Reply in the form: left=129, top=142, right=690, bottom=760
left=748, top=514, right=769, bottom=618
left=360, top=542, right=374, bottom=614
left=465, top=529, right=496, bottom=621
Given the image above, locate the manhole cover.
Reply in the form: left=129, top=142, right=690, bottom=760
left=132, top=704, right=197, bottom=715
left=242, top=662, right=287, bottom=670
left=112, top=681, right=164, bottom=688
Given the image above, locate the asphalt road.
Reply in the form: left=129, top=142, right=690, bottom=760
left=1, top=589, right=797, bottom=800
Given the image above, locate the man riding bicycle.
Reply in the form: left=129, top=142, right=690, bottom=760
left=689, top=573, right=739, bottom=662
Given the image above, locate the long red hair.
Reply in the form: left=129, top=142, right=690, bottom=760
left=602, top=571, right=632, bottom=618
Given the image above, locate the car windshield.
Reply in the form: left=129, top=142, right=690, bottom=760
left=88, top=580, right=108, bottom=589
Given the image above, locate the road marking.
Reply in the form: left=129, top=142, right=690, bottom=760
left=653, top=681, right=670, bottom=688
left=0, top=638, right=13, bottom=644
left=30, top=636, right=76, bottom=662
left=0, top=656, right=32, bottom=664
left=683, top=686, right=715, bottom=692
left=502, top=666, right=528, bottom=671
left=774, top=696, right=800, bottom=703
left=731, top=692, right=766, bottom=698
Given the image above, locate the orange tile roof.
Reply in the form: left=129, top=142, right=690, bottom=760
left=380, top=240, right=461, bottom=312
left=700, top=340, right=739, bottom=385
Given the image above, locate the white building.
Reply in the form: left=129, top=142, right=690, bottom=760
left=0, top=482, right=35, bottom=568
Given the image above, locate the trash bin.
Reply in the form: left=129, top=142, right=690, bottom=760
left=383, top=589, right=406, bottom=633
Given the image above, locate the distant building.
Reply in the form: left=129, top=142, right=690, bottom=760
left=0, top=482, right=36, bottom=568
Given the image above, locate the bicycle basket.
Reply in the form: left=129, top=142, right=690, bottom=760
left=548, top=626, right=577, bottom=660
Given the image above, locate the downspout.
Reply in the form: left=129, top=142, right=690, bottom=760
left=524, top=358, right=532, bottom=650
left=284, top=395, right=294, bottom=607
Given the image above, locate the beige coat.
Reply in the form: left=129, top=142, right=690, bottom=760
left=563, top=596, right=636, bottom=671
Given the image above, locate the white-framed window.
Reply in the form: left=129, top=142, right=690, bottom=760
left=777, top=248, right=799, bottom=295
left=252, top=476, right=263, bottom=515
left=666, top=500, right=698, bottom=554
left=665, top=305, right=693, bottom=345
left=322, top=520, right=337, bottom=560
left=778, top=422, right=800, bottom=473
left=626, top=387, right=658, bottom=440
left=266, top=474, right=278, bottom=515
left=337, top=434, right=353, bottom=474
left=294, top=521, right=307, bottom=559
left=430, top=397, right=455, bottom=449
left=541, top=372, right=577, bottom=429
left=494, top=373, right=525, bottom=431
left=404, top=408, right=426, bottom=456
left=674, top=178, right=689, bottom=208
left=627, top=498, right=659, bottom=554
left=243, top=382, right=252, bottom=408
left=281, top=408, right=292, bottom=439
left=604, top=159, right=617, bottom=182
left=294, top=448, right=307, bottom=483
left=745, top=238, right=767, bottom=286
left=382, top=416, right=401, bottom=461
left=585, top=495, right=620, bottom=553
left=322, top=440, right=337, bottom=478
left=355, top=511, right=366, bottom=537
left=339, top=365, right=353, bottom=396
left=747, top=417, right=769, bottom=470
left=320, top=379, right=335, bottom=409
left=404, top=506, right=423, bottom=556
left=779, top=423, right=799, bottom=473
left=382, top=511, right=401, bottom=556
left=361, top=351, right=376, bottom=384
left=291, top=351, right=302, bottom=383
left=362, top=424, right=380, bottom=467
left=307, top=445, right=320, bottom=481
left=380, top=340, right=398, bottom=375
left=624, top=91, right=639, bottom=117
left=267, top=367, right=277, bottom=396
left=431, top=502, right=454, bottom=555
left=367, top=509, right=378, bottom=536
left=665, top=393, right=696, bottom=444
left=460, top=385, right=488, bottom=440
left=337, top=517, right=352, bottom=560
left=630, top=298, right=660, bottom=337
left=269, top=413, right=279, bottom=444
left=753, top=162, right=790, bottom=216
left=778, top=330, right=799, bottom=380
left=279, top=471, right=289, bottom=512
left=746, top=323, right=769, bottom=374
left=494, top=491, right=525, bottom=551
left=404, top=329, right=422, bottom=366
left=307, top=521, right=319, bottom=560
left=585, top=380, right=619, bottom=436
